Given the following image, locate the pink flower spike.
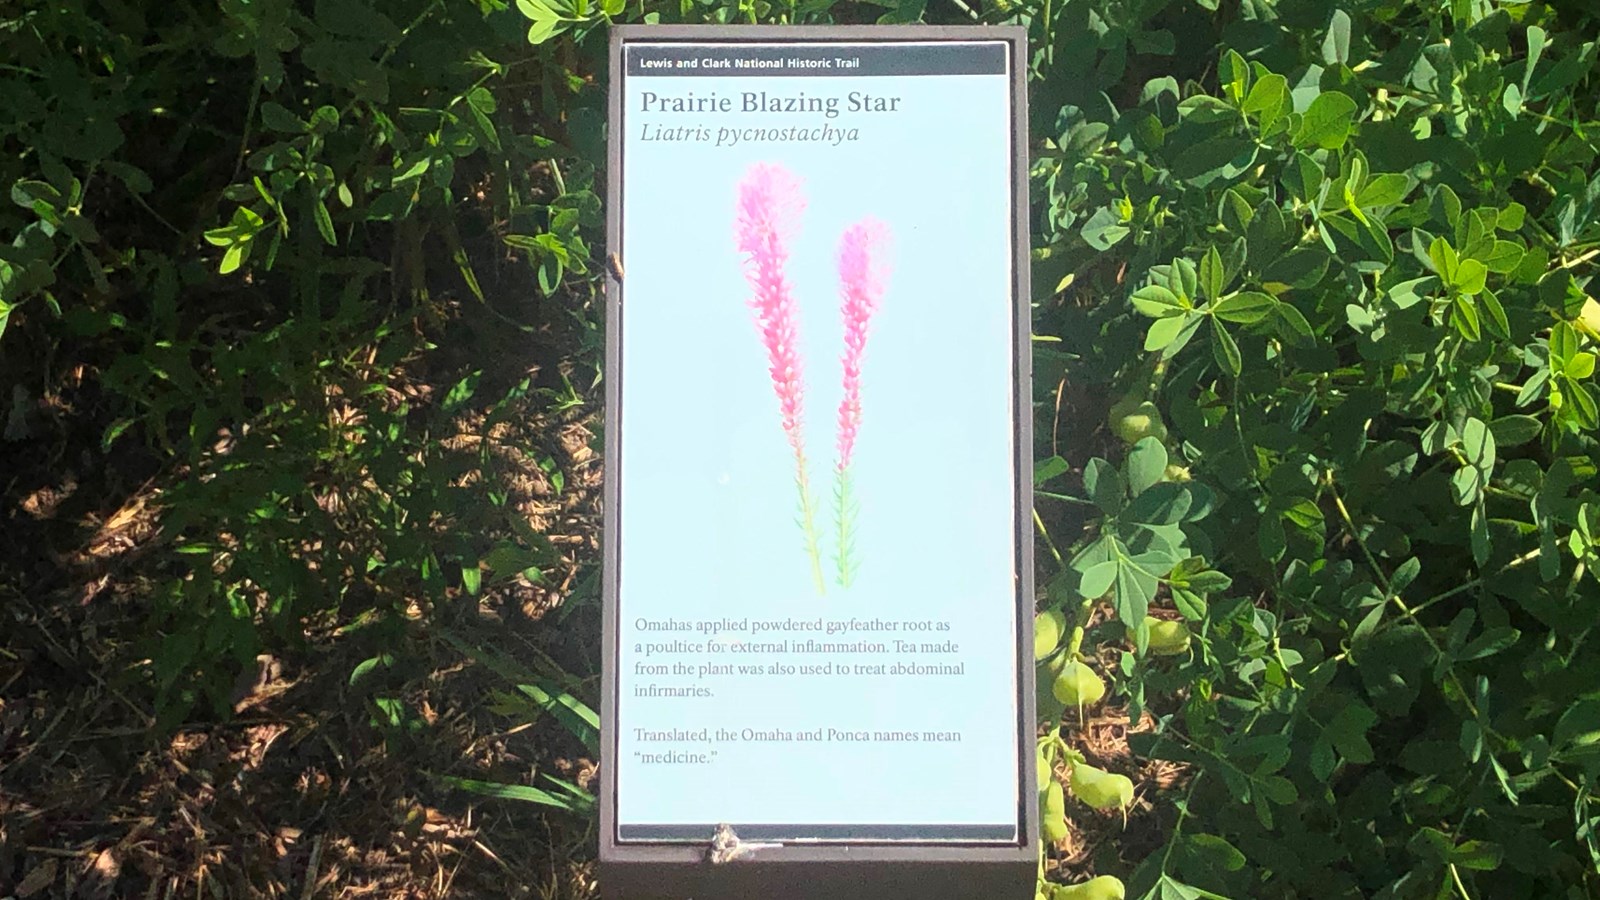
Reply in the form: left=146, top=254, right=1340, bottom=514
left=735, top=162, right=826, bottom=594
left=834, top=218, right=892, bottom=471
left=736, top=163, right=809, bottom=457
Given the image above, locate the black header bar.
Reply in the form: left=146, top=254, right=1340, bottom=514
left=625, top=41, right=1008, bottom=77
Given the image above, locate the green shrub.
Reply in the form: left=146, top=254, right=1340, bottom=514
left=1028, top=0, right=1600, bottom=897
left=1, top=0, right=600, bottom=723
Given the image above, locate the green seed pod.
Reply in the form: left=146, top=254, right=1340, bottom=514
left=1052, top=875, right=1127, bottom=900
left=1041, top=779, right=1068, bottom=844
left=1111, top=399, right=1167, bottom=446
left=1107, top=393, right=1142, bottom=424
left=1052, top=660, right=1106, bottom=711
left=1145, top=616, right=1192, bottom=656
left=1069, top=759, right=1134, bottom=817
left=1037, top=653, right=1068, bottom=722
left=1035, top=609, right=1067, bottom=660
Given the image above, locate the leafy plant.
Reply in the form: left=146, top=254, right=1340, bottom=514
left=2, top=1, right=599, bottom=725
left=1028, top=0, right=1600, bottom=896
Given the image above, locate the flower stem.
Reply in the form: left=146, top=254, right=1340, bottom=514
left=795, top=451, right=826, bottom=595
left=834, top=465, right=856, bottom=588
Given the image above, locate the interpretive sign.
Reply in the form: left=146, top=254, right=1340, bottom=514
left=601, top=25, right=1034, bottom=899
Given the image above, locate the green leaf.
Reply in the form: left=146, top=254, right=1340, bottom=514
left=439, top=775, right=578, bottom=809
left=1567, top=382, right=1600, bottom=431
left=1219, top=49, right=1250, bottom=104
left=219, top=241, right=247, bottom=275
left=1125, top=438, right=1169, bottom=495
left=1242, top=73, right=1289, bottom=131
left=1488, top=415, right=1541, bottom=446
left=1035, top=455, right=1070, bottom=485
left=260, top=101, right=306, bottom=133
left=313, top=199, right=336, bottom=246
left=1199, top=245, right=1224, bottom=302
left=1481, top=289, right=1511, bottom=340
left=442, top=370, right=482, bottom=413
left=1275, top=303, right=1315, bottom=346
left=1482, top=240, right=1525, bottom=274
left=1211, top=322, right=1242, bottom=375
left=1459, top=626, right=1518, bottom=660
left=349, top=653, right=393, bottom=687
left=102, top=161, right=154, bottom=195
left=1461, top=416, right=1495, bottom=472
left=1554, top=700, right=1600, bottom=750
left=1451, top=841, right=1504, bottom=872
left=11, top=180, right=62, bottom=212
left=1185, top=833, right=1246, bottom=873
left=101, top=417, right=135, bottom=451
left=1262, top=248, right=1329, bottom=290
left=1211, top=291, right=1276, bottom=324
left=1551, top=321, right=1578, bottom=368
left=1127, top=483, right=1194, bottom=527
left=465, top=87, right=502, bottom=152
left=1295, top=92, right=1359, bottom=150
left=1131, top=284, right=1186, bottom=318
left=1145, top=313, right=1201, bottom=353
left=1502, top=82, right=1523, bottom=117
left=1454, top=258, right=1488, bottom=295
left=1388, top=276, right=1437, bottom=310
left=1429, top=236, right=1460, bottom=282
left=1172, top=137, right=1259, bottom=188
left=1257, top=774, right=1298, bottom=805
left=1078, top=560, right=1119, bottom=600
left=1113, top=555, right=1160, bottom=628
left=310, top=105, right=340, bottom=134
left=1326, top=703, right=1377, bottom=763
left=1522, top=26, right=1546, bottom=97
left=1471, top=501, right=1490, bottom=566
left=1172, top=587, right=1207, bottom=620
left=1451, top=294, right=1481, bottom=341
left=1082, top=206, right=1130, bottom=250
left=1085, top=458, right=1125, bottom=516
left=1356, top=174, right=1411, bottom=208
left=1322, top=9, right=1351, bottom=65
left=519, top=0, right=567, bottom=44
left=317, top=0, right=403, bottom=41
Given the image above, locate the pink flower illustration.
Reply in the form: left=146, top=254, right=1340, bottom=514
left=834, top=218, right=890, bottom=470
left=736, top=163, right=826, bottom=594
left=832, top=218, right=891, bottom=588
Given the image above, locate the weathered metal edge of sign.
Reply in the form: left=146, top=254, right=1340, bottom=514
left=600, top=23, right=1036, bottom=899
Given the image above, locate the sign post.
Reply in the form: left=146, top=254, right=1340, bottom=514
left=601, top=25, right=1035, bottom=899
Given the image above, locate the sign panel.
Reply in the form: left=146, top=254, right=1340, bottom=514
left=603, top=27, right=1032, bottom=877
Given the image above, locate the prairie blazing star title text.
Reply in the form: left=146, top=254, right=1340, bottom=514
left=637, top=89, right=904, bottom=147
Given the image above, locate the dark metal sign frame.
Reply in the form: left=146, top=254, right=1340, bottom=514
left=601, top=24, right=1036, bottom=899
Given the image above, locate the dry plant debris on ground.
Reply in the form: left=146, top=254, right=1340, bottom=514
left=2, top=351, right=605, bottom=899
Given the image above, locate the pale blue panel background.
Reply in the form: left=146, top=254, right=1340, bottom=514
left=617, top=45, right=1020, bottom=831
